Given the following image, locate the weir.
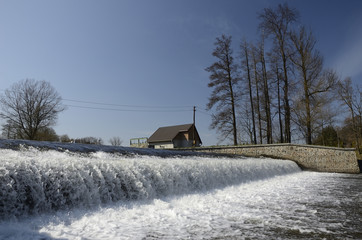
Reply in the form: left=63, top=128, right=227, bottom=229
left=181, top=144, right=360, bottom=174
left=0, top=146, right=301, bottom=219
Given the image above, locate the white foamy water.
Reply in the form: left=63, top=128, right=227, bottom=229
left=0, top=147, right=361, bottom=239
left=0, top=148, right=300, bottom=219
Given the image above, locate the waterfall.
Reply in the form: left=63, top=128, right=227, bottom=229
left=0, top=147, right=301, bottom=219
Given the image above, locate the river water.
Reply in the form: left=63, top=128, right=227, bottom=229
left=0, top=147, right=361, bottom=239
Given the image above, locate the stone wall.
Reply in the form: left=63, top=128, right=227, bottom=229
left=182, top=144, right=360, bottom=174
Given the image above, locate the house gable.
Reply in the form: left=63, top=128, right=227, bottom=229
left=148, top=124, right=202, bottom=148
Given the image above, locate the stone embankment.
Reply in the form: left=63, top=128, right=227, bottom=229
left=182, top=144, right=360, bottom=174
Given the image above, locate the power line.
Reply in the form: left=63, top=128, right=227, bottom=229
left=1, top=89, right=207, bottom=114
left=198, top=109, right=213, bottom=116
left=65, top=104, right=193, bottom=113
left=62, top=98, right=206, bottom=114
left=62, top=98, right=193, bottom=109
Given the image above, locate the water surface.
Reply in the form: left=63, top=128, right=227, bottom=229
left=0, top=148, right=360, bottom=239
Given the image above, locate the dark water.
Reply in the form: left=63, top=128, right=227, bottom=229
left=172, top=171, right=362, bottom=240
left=256, top=172, right=362, bottom=240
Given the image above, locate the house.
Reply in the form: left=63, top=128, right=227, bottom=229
left=147, top=124, right=202, bottom=149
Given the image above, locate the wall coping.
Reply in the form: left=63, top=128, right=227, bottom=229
left=183, top=143, right=356, bottom=152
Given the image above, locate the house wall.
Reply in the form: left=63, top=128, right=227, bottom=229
left=173, top=133, right=192, bottom=148
left=173, top=131, right=201, bottom=148
left=190, top=127, right=201, bottom=147
left=152, top=142, right=174, bottom=149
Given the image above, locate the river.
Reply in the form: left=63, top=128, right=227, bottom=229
left=0, top=146, right=360, bottom=239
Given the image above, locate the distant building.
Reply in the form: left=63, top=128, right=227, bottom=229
left=130, top=137, right=148, bottom=148
left=148, top=123, right=202, bottom=149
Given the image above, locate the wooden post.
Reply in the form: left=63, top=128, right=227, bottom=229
left=193, top=106, right=196, bottom=147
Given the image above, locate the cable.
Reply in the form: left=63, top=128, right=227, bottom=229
left=197, top=109, right=213, bottom=116
left=65, top=104, right=193, bottom=113
left=1, top=89, right=203, bottom=113
left=62, top=98, right=193, bottom=109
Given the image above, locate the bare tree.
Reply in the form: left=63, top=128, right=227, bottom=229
left=0, top=79, right=65, bottom=140
left=269, top=50, right=284, bottom=143
left=59, top=134, right=71, bottom=143
left=109, top=136, right=123, bottom=146
left=237, top=101, right=254, bottom=144
left=2, top=120, right=21, bottom=139
left=313, top=95, right=339, bottom=143
left=251, top=44, right=263, bottom=144
left=240, top=39, right=257, bottom=144
left=36, top=127, right=59, bottom=142
left=259, top=3, right=298, bottom=143
left=206, top=35, right=239, bottom=145
left=290, top=27, right=336, bottom=144
left=245, top=39, right=273, bottom=144
left=337, top=77, right=362, bottom=152
left=75, top=137, right=103, bottom=145
left=259, top=36, right=273, bottom=143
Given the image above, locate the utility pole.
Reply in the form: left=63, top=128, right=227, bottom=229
left=193, top=106, right=196, bottom=147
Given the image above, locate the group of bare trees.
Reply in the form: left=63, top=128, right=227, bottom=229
left=59, top=135, right=123, bottom=146
left=0, top=79, right=123, bottom=146
left=206, top=3, right=361, bottom=149
left=0, top=79, right=65, bottom=141
left=337, top=78, right=362, bottom=152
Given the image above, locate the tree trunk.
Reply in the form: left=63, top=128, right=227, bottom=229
left=282, top=50, right=291, bottom=143
left=242, top=41, right=257, bottom=144
left=226, top=53, right=238, bottom=146
left=229, top=76, right=238, bottom=146
left=252, top=53, right=263, bottom=144
left=303, top=69, right=312, bottom=144
left=260, top=39, right=273, bottom=143
left=276, top=67, right=284, bottom=143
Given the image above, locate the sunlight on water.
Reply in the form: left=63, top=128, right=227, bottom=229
left=0, top=147, right=360, bottom=239
left=37, top=172, right=361, bottom=240
left=0, top=148, right=300, bottom=218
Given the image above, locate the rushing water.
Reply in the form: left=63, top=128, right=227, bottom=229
left=0, top=146, right=361, bottom=239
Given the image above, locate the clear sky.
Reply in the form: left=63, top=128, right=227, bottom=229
left=0, top=0, right=361, bottom=146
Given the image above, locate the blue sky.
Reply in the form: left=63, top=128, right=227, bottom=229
left=0, top=0, right=361, bottom=146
